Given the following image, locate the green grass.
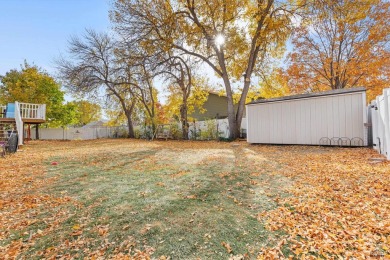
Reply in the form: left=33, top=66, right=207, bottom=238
left=10, top=144, right=290, bottom=259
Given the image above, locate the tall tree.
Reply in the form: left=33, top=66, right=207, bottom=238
left=287, top=0, right=390, bottom=100
left=57, top=30, right=138, bottom=137
left=50, top=102, right=79, bottom=127
left=0, top=62, right=72, bottom=127
left=164, top=78, right=209, bottom=136
left=156, top=55, right=195, bottom=139
left=116, top=36, right=197, bottom=137
left=105, top=100, right=128, bottom=126
left=134, top=63, right=159, bottom=133
left=69, top=100, right=102, bottom=126
left=112, top=0, right=299, bottom=139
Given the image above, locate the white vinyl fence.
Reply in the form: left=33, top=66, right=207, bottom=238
left=31, top=126, right=128, bottom=140
left=188, top=118, right=247, bottom=140
left=31, top=118, right=248, bottom=141
left=369, top=88, right=390, bottom=160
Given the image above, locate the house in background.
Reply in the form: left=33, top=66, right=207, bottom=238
left=190, top=92, right=242, bottom=121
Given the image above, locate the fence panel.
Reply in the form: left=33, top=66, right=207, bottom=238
left=187, top=118, right=247, bottom=140
left=31, top=126, right=128, bottom=140
left=31, top=118, right=248, bottom=141
left=370, top=88, right=390, bottom=160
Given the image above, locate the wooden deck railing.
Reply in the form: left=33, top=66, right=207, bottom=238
left=0, top=102, right=46, bottom=120
left=18, top=102, right=46, bottom=120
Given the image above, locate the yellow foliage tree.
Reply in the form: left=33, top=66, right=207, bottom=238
left=259, top=68, right=290, bottom=98
left=164, top=82, right=209, bottom=123
left=69, top=100, right=102, bottom=126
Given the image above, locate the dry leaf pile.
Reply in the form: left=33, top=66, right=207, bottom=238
left=255, top=147, right=390, bottom=259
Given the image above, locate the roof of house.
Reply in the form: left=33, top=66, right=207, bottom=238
left=82, top=120, right=108, bottom=128
left=208, top=91, right=227, bottom=97
left=247, top=87, right=366, bottom=105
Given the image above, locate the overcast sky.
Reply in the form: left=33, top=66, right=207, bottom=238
left=0, top=0, right=111, bottom=76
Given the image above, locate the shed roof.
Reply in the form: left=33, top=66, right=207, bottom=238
left=247, top=87, right=366, bottom=105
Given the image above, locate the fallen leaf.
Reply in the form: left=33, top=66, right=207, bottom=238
left=72, top=225, right=80, bottom=230
left=222, top=242, right=232, bottom=253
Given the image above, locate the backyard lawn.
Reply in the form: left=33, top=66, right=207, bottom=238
left=0, top=140, right=389, bottom=259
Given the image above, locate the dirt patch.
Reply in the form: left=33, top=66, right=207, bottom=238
left=243, top=148, right=268, bottom=164
left=155, top=148, right=235, bottom=165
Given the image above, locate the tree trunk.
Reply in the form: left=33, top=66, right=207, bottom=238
left=221, top=75, right=238, bottom=139
left=216, top=49, right=240, bottom=139
left=180, top=103, right=189, bottom=140
left=227, top=105, right=239, bottom=139
left=127, top=123, right=135, bottom=138
left=35, top=124, right=39, bottom=140
left=125, top=111, right=135, bottom=138
left=235, top=75, right=253, bottom=139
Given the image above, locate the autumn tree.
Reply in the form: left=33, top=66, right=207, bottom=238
left=50, top=102, right=79, bottom=128
left=134, top=64, right=160, bottom=133
left=112, top=0, right=300, bottom=139
left=164, top=79, right=209, bottom=135
left=105, top=101, right=128, bottom=126
left=0, top=62, right=74, bottom=127
left=154, top=55, right=196, bottom=139
left=258, top=67, right=290, bottom=98
left=57, top=30, right=138, bottom=137
left=129, top=22, right=200, bottom=139
left=69, top=100, right=102, bottom=126
left=116, top=33, right=198, bottom=138
left=287, top=0, right=390, bottom=101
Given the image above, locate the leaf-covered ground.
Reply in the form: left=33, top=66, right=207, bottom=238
left=0, top=140, right=388, bottom=259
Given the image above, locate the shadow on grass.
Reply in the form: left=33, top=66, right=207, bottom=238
left=14, top=147, right=290, bottom=259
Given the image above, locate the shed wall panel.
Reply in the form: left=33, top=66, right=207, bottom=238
left=310, top=99, right=318, bottom=145
left=317, top=98, right=327, bottom=144
left=345, top=95, right=353, bottom=138
left=299, top=99, right=307, bottom=144
left=338, top=95, right=346, bottom=137
left=326, top=97, right=334, bottom=139
left=247, top=91, right=366, bottom=146
left=269, top=103, right=280, bottom=143
left=352, top=94, right=363, bottom=138
left=332, top=96, right=340, bottom=138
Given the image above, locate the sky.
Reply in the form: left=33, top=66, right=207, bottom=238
left=0, top=0, right=111, bottom=76
left=0, top=0, right=243, bottom=104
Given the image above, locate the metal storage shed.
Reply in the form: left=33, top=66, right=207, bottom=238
left=246, top=87, right=367, bottom=146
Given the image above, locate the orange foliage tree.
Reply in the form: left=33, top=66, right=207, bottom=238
left=287, top=0, right=390, bottom=101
